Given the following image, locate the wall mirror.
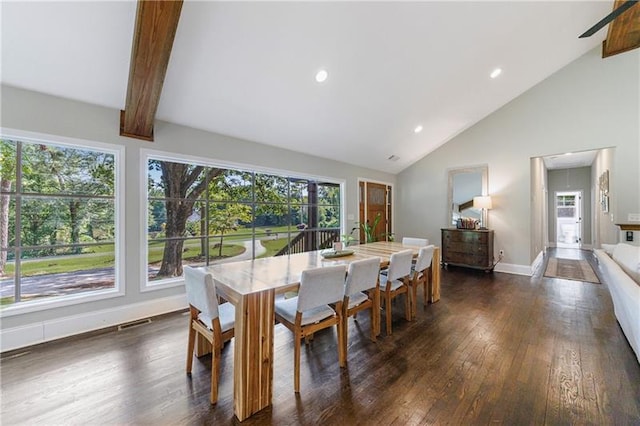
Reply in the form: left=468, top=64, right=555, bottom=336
left=447, top=165, right=488, bottom=227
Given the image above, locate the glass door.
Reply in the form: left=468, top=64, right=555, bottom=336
left=555, top=191, right=582, bottom=248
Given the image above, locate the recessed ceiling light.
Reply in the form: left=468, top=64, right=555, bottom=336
left=490, top=68, right=502, bottom=79
left=565, top=152, right=573, bottom=155
left=315, top=69, right=328, bottom=83
left=414, top=125, right=423, bottom=133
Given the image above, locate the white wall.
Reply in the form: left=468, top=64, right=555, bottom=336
left=395, top=47, right=639, bottom=271
left=0, top=85, right=394, bottom=347
left=591, top=148, right=621, bottom=246
left=529, top=156, right=547, bottom=265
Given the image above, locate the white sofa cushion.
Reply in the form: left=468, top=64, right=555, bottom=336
left=612, top=243, right=640, bottom=284
left=594, top=249, right=640, bottom=364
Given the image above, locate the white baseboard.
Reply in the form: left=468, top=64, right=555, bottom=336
left=494, top=262, right=533, bottom=276
left=550, top=242, right=593, bottom=250
left=1, top=294, right=187, bottom=353
left=531, top=251, right=544, bottom=275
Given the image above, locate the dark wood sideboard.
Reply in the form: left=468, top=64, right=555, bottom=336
left=441, top=228, right=494, bottom=271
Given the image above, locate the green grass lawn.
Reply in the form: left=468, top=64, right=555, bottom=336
left=4, top=246, right=117, bottom=277
left=258, top=237, right=291, bottom=257
left=3, top=226, right=301, bottom=278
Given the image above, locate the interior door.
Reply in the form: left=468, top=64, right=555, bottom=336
left=359, top=181, right=391, bottom=243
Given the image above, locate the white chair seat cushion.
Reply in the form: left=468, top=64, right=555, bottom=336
left=198, top=301, right=235, bottom=333
left=347, top=291, right=370, bottom=309
left=379, top=274, right=405, bottom=291
left=275, top=297, right=336, bottom=326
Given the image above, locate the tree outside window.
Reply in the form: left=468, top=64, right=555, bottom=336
left=0, top=138, right=117, bottom=306
left=147, top=158, right=341, bottom=283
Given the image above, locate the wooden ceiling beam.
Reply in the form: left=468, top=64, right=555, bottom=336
left=120, top=0, right=183, bottom=141
left=602, top=0, right=640, bottom=58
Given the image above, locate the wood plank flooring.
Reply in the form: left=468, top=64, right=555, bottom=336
left=2, top=249, right=639, bottom=425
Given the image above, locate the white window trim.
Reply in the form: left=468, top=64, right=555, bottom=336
left=0, top=128, right=125, bottom=317
left=140, top=148, right=346, bottom=291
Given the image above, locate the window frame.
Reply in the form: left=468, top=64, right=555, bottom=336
left=140, top=148, right=346, bottom=291
left=0, top=128, right=125, bottom=317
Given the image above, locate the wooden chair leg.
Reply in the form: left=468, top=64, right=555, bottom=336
left=404, top=290, right=411, bottom=322
left=374, top=289, right=381, bottom=337
left=210, top=345, right=220, bottom=404
left=294, top=331, right=301, bottom=393
left=186, top=321, right=196, bottom=375
left=369, top=304, right=377, bottom=342
left=411, top=283, right=418, bottom=320
left=423, top=268, right=431, bottom=306
left=342, top=308, right=350, bottom=358
left=385, top=292, right=392, bottom=336
left=337, top=314, right=346, bottom=368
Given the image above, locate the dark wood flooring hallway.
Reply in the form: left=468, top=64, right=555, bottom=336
left=2, top=254, right=639, bottom=425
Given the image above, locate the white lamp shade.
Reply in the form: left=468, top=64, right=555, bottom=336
left=473, top=196, right=492, bottom=210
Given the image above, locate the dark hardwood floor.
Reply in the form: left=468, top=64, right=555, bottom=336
left=2, top=249, right=639, bottom=425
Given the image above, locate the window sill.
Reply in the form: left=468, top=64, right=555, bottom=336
left=0, top=288, right=125, bottom=318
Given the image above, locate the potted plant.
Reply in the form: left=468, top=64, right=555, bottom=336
left=360, top=212, right=382, bottom=243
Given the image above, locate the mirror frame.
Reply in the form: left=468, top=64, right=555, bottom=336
left=447, top=165, right=488, bottom=227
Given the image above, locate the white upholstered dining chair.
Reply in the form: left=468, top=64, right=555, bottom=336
left=409, top=245, right=436, bottom=318
left=184, top=266, right=235, bottom=404
left=379, top=249, right=414, bottom=335
left=402, top=237, right=429, bottom=246
left=275, top=265, right=346, bottom=393
left=343, top=257, right=381, bottom=349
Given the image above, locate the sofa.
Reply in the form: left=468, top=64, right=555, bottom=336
left=594, top=243, right=640, bottom=364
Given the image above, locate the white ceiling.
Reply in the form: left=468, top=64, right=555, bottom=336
left=1, top=1, right=612, bottom=174
left=543, top=149, right=599, bottom=170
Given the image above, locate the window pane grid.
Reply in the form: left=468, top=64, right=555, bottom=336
left=1, top=138, right=117, bottom=305
left=147, top=158, right=342, bottom=283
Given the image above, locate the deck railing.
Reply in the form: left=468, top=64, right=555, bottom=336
left=275, top=228, right=340, bottom=256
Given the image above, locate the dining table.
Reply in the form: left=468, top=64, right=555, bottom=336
left=205, top=241, right=440, bottom=421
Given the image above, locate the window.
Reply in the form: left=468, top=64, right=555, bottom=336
left=0, top=137, right=121, bottom=309
left=556, top=194, right=576, bottom=218
left=146, top=156, right=342, bottom=285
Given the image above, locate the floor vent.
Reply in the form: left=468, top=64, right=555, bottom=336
left=118, top=318, right=152, bottom=331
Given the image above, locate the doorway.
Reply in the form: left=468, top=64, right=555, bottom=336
left=359, top=180, right=392, bottom=243
left=555, top=191, right=582, bottom=248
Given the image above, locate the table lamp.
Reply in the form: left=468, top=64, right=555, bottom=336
left=473, top=196, right=492, bottom=230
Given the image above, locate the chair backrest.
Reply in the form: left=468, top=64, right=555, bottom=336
left=297, top=265, right=346, bottom=313
left=414, top=245, right=435, bottom=273
left=345, top=257, right=380, bottom=296
left=387, top=249, right=414, bottom=281
left=184, top=266, right=219, bottom=320
left=402, top=237, right=429, bottom=247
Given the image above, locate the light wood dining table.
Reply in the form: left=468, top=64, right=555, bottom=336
left=205, top=241, right=440, bottom=421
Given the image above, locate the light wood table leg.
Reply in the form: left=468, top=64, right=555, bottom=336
left=429, top=248, right=441, bottom=303
left=233, top=290, right=275, bottom=421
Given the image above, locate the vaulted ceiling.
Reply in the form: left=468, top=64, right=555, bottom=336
left=2, top=1, right=633, bottom=174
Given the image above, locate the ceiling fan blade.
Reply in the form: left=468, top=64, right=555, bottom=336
left=579, top=0, right=638, bottom=38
